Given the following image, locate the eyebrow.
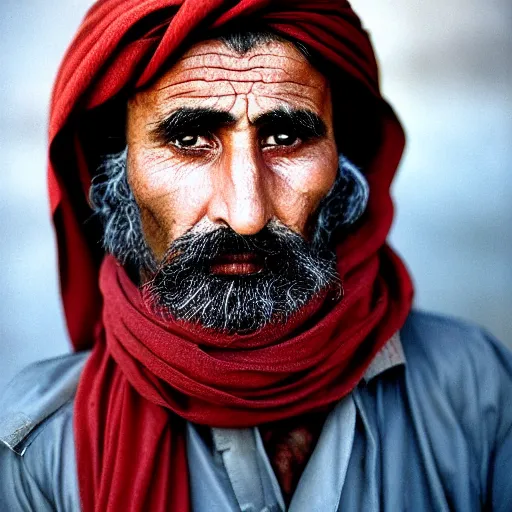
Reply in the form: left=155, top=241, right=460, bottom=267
left=151, top=107, right=236, bottom=143
left=150, top=106, right=327, bottom=143
left=253, top=107, right=327, bottom=139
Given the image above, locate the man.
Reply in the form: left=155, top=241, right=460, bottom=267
left=1, top=0, right=511, bottom=510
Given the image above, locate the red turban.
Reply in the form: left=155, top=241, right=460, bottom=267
left=48, top=0, right=413, bottom=510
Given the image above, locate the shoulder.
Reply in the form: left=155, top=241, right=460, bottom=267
left=400, top=310, right=512, bottom=447
left=0, top=351, right=88, bottom=453
left=401, top=310, right=512, bottom=399
left=0, top=352, right=88, bottom=511
left=398, top=311, right=512, bottom=510
left=401, top=309, right=510, bottom=355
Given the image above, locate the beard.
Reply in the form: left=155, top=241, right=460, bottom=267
left=90, top=149, right=368, bottom=333
left=144, top=220, right=339, bottom=333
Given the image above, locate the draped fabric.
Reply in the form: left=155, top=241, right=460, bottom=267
left=48, top=0, right=414, bottom=510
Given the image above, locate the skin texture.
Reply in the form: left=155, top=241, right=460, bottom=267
left=126, top=38, right=339, bottom=266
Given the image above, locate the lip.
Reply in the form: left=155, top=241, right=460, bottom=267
left=210, top=253, right=264, bottom=275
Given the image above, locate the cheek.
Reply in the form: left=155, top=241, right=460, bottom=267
left=268, top=144, right=338, bottom=229
left=127, top=147, right=213, bottom=247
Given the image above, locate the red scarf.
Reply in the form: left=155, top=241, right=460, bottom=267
left=48, top=1, right=414, bottom=510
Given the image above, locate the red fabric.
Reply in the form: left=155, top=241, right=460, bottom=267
left=48, top=0, right=414, bottom=510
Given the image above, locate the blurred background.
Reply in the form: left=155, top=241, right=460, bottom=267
left=0, top=0, right=511, bottom=390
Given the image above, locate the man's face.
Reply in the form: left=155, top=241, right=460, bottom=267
left=118, top=37, right=341, bottom=333
left=126, top=38, right=338, bottom=261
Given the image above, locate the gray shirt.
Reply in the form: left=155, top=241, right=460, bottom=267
left=1, top=310, right=512, bottom=511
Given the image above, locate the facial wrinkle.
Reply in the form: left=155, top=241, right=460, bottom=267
left=155, top=58, right=324, bottom=109
left=156, top=86, right=324, bottom=123
left=174, top=49, right=308, bottom=69
left=156, top=75, right=318, bottom=94
left=159, top=83, right=321, bottom=111
left=249, top=93, right=320, bottom=115
left=155, top=47, right=324, bottom=90
left=163, top=64, right=295, bottom=76
left=162, top=72, right=320, bottom=90
left=232, top=81, right=254, bottom=95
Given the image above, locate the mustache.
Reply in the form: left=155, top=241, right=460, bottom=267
left=159, top=222, right=309, bottom=271
left=142, top=221, right=341, bottom=332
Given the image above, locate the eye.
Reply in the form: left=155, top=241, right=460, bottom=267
left=171, top=133, right=213, bottom=149
left=261, top=132, right=299, bottom=148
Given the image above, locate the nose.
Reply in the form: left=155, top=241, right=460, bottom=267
left=208, top=137, right=272, bottom=235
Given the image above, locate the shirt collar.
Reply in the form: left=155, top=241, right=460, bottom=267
left=363, top=332, right=406, bottom=383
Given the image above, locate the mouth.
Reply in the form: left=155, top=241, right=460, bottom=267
left=209, top=253, right=265, bottom=276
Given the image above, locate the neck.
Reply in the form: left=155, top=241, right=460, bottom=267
left=260, top=411, right=328, bottom=505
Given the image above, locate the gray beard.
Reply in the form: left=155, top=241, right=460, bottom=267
left=144, top=220, right=339, bottom=333
left=89, top=149, right=368, bottom=333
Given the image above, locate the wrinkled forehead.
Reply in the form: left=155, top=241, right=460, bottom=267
left=129, top=37, right=332, bottom=122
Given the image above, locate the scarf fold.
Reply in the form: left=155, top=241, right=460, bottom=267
left=100, top=250, right=398, bottom=421
left=50, top=1, right=414, bottom=510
